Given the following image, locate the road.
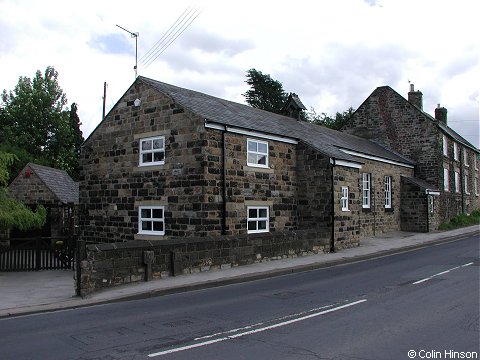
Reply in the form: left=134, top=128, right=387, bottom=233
left=0, top=234, right=478, bottom=360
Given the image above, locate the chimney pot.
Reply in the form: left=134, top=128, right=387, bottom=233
left=435, top=105, right=448, bottom=124
left=408, top=84, right=423, bottom=110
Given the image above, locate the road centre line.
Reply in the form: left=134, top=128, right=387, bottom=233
left=194, top=302, right=338, bottom=341
left=148, top=299, right=367, bottom=358
left=412, top=262, right=474, bottom=285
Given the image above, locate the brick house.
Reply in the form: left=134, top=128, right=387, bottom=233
left=342, top=84, right=480, bottom=230
left=78, top=76, right=430, bottom=253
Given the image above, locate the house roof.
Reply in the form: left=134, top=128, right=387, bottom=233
left=138, top=76, right=415, bottom=166
left=27, top=163, right=79, bottom=204
left=401, top=176, right=439, bottom=192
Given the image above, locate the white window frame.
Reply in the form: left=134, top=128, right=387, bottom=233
left=443, top=168, right=449, bottom=192
left=362, top=173, right=371, bottom=209
left=428, top=195, right=434, bottom=214
left=384, top=176, right=392, bottom=209
left=139, top=136, right=165, bottom=166
left=247, top=206, right=269, bottom=234
left=453, top=142, right=459, bottom=161
left=341, top=186, right=349, bottom=211
left=463, top=149, right=469, bottom=167
left=475, top=177, right=479, bottom=196
left=464, top=175, right=470, bottom=194
left=247, top=139, right=269, bottom=168
left=475, top=156, right=478, bottom=171
left=442, top=135, right=448, bottom=157
left=138, top=206, right=165, bottom=235
left=454, top=171, right=460, bottom=193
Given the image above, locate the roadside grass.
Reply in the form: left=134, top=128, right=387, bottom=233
left=438, top=209, right=480, bottom=230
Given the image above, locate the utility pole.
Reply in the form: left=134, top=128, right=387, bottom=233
left=102, top=82, right=107, bottom=121
left=116, top=24, right=139, bottom=78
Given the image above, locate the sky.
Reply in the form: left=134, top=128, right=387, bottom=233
left=1, top=0, right=478, bottom=147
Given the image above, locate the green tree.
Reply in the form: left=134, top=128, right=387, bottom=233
left=243, top=69, right=288, bottom=113
left=307, top=107, right=356, bottom=130
left=0, top=66, right=84, bottom=182
left=0, top=151, right=46, bottom=232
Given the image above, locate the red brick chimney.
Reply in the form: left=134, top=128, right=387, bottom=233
left=435, top=104, right=448, bottom=124
left=408, top=84, right=423, bottom=110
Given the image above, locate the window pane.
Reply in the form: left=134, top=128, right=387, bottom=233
left=248, top=221, right=256, bottom=231
left=142, top=221, right=152, bottom=231
left=142, top=140, right=152, bottom=151
left=153, top=221, right=164, bottom=232
left=152, top=208, right=163, bottom=219
left=143, top=153, right=152, bottom=163
left=248, top=208, right=257, bottom=218
left=258, top=143, right=268, bottom=154
left=257, top=155, right=266, bottom=165
left=153, top=138, right=164, bottom=149
left=258, top=221, right=267, bottom=230
left=141, top=209, right=151, bottom=219
left=259, top=208, right=267, bottom=218
left=248, top=154, right=256, bottom=164
left=153, top=151, right=164, bottom=162
left=248, top=141, right=257, bottom=152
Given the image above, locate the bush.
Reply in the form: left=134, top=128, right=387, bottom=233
left=438, top=210, right=480, bottom=230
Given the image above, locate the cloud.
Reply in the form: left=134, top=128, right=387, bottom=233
left=89, top=33, right=133, bottom=55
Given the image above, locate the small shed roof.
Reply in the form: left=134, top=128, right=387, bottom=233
left=27, top=163, right=79, bottom=205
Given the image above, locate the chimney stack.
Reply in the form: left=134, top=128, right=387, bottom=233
left=435, top=104, right=448, bottom=124
left=408, top=84, right=423, bottom=110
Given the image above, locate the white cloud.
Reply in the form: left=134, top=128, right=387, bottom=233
left=0, top=0, right=478, bottom=147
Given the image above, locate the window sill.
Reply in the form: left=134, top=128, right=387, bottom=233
left=245, top=166, right=274, bottom=174
left=341, top=209, right=350, bottom=212
left=135, top=233, right=165, bottom=240
left=385, top=207, right=394, bottom=213
left=362, top=207, right=371, bottom=212
left=134, top=164, right=165, bottom=172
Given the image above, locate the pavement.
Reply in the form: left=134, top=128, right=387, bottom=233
left=0, top=225, right=478, bottom=319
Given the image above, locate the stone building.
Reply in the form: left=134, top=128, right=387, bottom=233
left=8, top=163, right=79, bottom=238
left=79, top=76, right=429, bottom=251
left=342, top=84, right=480, bottom=230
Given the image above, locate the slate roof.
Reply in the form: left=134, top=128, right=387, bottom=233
left=401, top=176, right=439, bottom=192
left=28, top=163, right=79, bottom=204
left=139, top=76, right=415, bottom=166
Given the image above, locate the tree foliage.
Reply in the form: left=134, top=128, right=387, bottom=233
left=242, top=68, right=355, bottom=129
left=0, top=151, right=46, bottom=231
left=0, top=66, right=83, bottom=182
left=307, top=107, right=356, bottom=130
left=243, top=69, right=288, bottom=113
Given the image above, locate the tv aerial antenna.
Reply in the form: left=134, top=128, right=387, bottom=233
left=116, top=24, right=139, bottom=77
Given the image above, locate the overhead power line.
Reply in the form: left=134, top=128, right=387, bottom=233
left=140, top=6, right=202, bottom=70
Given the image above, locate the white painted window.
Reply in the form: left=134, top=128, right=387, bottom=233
left=139, top=136, right=165, bottom=166
left=428, top=195, right=434, bottom=214
left=247, top=139, right=269, bottom=168
left=475, top=156, right=478, bottom=171
left=475, top=178, right=479, bottom=196
left=362, top=173, right=371, bottom=209
left=463, top=149, right=469, bottom=167
left=442, top=135, right=448, bottom=157
left=384, top=176, right=392, bottom=209
left=454, top=171, right=460, bottom=193
left=453, top=142, right=459, bottom=161
left=464, top=175, right=469, bottom=194
left=341, top=187, right=349, bottom=211
left=138, top=206, right=165, bottom=235
left=443, top=168, right=449, bottom=192
left=247, top=206, right=269, bottom=233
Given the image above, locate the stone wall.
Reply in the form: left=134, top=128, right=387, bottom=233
left=355, top=159, right=414, bottom=237
left=400, top=181, right=428, bottom=232
left=78, top=230, right=330, bottom=296
left=8, top=168, right=58, bottom=205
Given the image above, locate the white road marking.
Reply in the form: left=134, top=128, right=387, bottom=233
left=148, top=299, right=367, bottom=357
left=412, top=262, right=474, bottom=284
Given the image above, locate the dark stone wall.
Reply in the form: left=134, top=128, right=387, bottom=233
left=78, top=229, right=331, bottom=296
